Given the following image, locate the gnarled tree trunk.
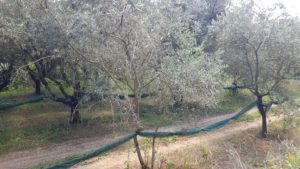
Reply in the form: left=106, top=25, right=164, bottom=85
left=69, top=81, right=82, bottom=124
left=34, top=79, right=41, bottom=95
left=257, top=95, right=267, bottom=138
left=0, top=81, right=10, bottom=91
left=28, top=70, right=42, bottom=95
left=69, top=101, right=81, bottom=124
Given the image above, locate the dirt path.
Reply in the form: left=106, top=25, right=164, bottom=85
left=0, top=134, right=128, bottom=169
left=0, top=109, right=249, bottom=169
left=72, top=110, right=283, bottom=169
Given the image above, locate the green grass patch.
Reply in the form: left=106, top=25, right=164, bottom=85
left=235, top=111, right=260, bottom=122
left=267, top=115, right=300, bottom=141
left=279, top=80, right=300, bottom=100
left=0, top=86, right=36, bottom=102
left=216, top=89, right=254, bottom=112
left=141, top=113, right=174, bottom=128
left=0, top=99, right=115, bottom=154
left=0, top=89, right=255, bottom=154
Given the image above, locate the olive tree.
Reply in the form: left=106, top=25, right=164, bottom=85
left=0, top=38, right=16, bottom=91
left=64, top=1, right=222, bottom=168
left=158, top=0, right=225, bottom=106
left=209, top=1, right=300, bottom=137
left=160, top=31, right=223, bottom=108
left=0, top=0, right=107, bottom=124
left=0, top=0, right=53, bottom=94
left=55, top=0, right=223, bottom=122
left=0, top=7, right=21, bottom=92
left=54, top=0, right=164, bottom=121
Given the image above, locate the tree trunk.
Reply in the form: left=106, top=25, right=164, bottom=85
left=0, top=81, right=10, bottom=91
left=69, top=81, right=82, bottom=124
left=28, top=71, right=42, bottom=95
left=70, top=103, right=81, bottom=124
left=261, top=111, right=267, bottom=138
left=257, top=95, right=267, bottom=138
left=231, top=80, right=238, bottom=96
left=133, top=136, right=150, bottom=169
left=173, top=94, right=183, bottom=107
left=34, top=80, right=41, bottom=95
left=133, top=78, right=140, bottom=120
left=133, top=96, right=140, bottom=119
left=231, top=83, right=238, bottom=96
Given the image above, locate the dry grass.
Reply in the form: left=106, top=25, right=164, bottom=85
left=155, top=143, right=216, bottom=169
left=153, top=115, right=300, bottom=169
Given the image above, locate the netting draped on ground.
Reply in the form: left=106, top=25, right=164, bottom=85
left=0, top=95, right=46, bottom=110
left=0, top=93, right=151, bottom=110
left=44, top=101, right=257, bottom=169
left=45, top=133, right=137, bottom=169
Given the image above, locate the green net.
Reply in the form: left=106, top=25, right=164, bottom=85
left=0, top=95, right=46, bottom=110
left=44, top=101, right=257, bottom=169
left=45, top=132, right=137, bottom=169
left=0, top=92, right=151, bottom=110
left=138, top=101, right=256, bottom=137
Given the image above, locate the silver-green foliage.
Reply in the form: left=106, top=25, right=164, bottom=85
left=209, top=1, right=300, bottom=96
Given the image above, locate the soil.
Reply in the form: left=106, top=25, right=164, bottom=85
left=72, top=109, right=283, bottom=169
left=0, top=108, right=266, bottom=169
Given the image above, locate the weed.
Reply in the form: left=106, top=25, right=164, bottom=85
left=182, top=161, right=191, bottom=169
left=166, top=161, right=175, bottom=169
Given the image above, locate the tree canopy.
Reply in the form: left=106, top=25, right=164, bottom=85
left=0, top=0, right=299, bottom=137
left=209, top=0, right=300, bottom=137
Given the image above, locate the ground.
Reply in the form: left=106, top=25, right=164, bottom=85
left=72, top=111, right=300, bottom=169
left=0, top=87, right=252, bottom=154
left=0, top=80, right=299, bottom=169
left=0, top=108, right=242, bottom=169
left=0, top=88, right=253, bottom=155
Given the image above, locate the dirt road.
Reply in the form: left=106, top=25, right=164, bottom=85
left=0, top=109, right=258, bottom=169
left=73, top=110, right=283, bottom=169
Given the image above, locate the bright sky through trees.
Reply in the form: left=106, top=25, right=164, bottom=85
left=233, top=0, right=300, bottom=16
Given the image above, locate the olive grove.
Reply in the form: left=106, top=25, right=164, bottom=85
left=0, top=0, right=225, bottom=125
left=0, top=0, right=109, bottom=124
left=1, top=0, right=299, bottom=136
left=50, top=0, right=224, bottom=122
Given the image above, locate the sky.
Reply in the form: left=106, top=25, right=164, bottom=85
left=233, top=0, right=300, bottom=16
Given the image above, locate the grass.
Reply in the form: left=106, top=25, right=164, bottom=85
left=1, top=80, right=298, bottom=168
left=239, top=115, right=300, bottom=169
left=216, top=89, right=254, bottom=112
left=152, top=114, right=300, bottom=169
left=0, top=99, right=67, bottom=152
left=31, top=135, right=181, bottom=169
left=0, top=87, right=254, bottom=155
left=39, top=81, right=300, bottom=168
left=0, top=99, right=115, bottom=154
left=235, top=111, right=260, bottom=122
left=155, top=143, right=216, bottom=169
left=0, top=86, right=36, bottom=102
left=233, top=102, right=282, bottom=123
left=0, top=84, right=73, bottom=102
left=70, top=113, right=300, bottom=169
left=279, top=80, right=300, bottom=100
